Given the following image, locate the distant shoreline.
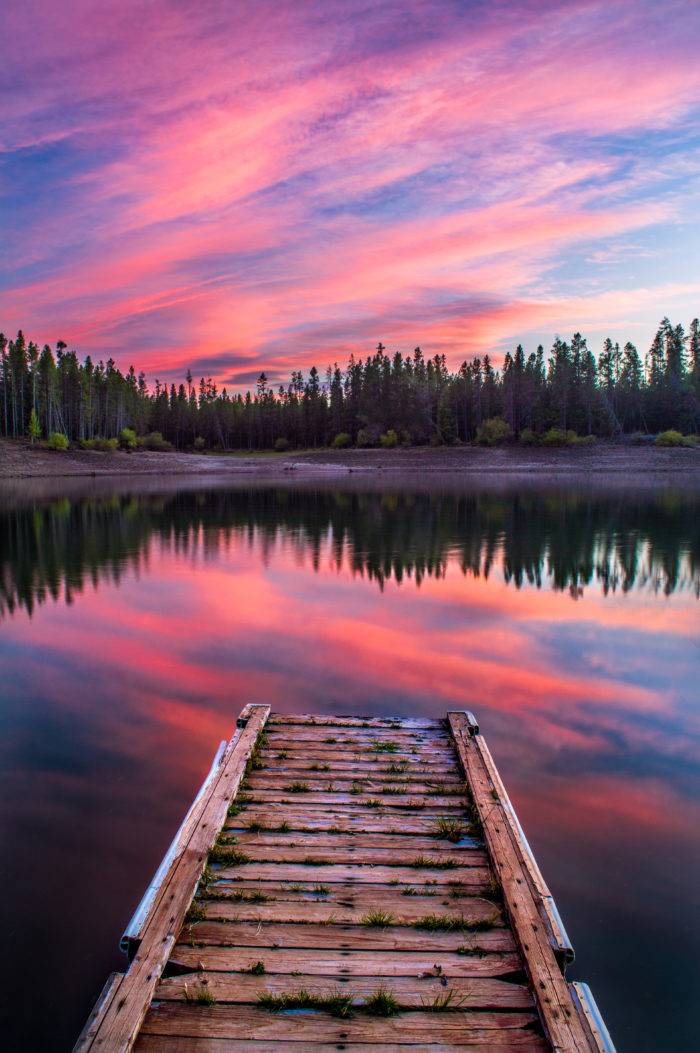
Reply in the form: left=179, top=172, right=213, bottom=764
left=2, top=437, right=700, bottom=491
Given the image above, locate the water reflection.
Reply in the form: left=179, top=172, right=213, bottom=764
left=0, top=481, right=698, bottom=1052
left=2, top=487, right=698, bottom=619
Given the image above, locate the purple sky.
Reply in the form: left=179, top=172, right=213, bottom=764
left=2, top=0, right=700, bottom=387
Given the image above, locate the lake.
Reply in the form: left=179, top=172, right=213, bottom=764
left=0, top=476, right=698, bottom=1052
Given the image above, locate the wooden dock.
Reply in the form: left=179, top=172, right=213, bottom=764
left=76, top=706, right=615, bottom=1052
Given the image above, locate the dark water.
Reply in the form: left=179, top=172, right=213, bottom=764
left=0, top=478, right=698, bottom=1052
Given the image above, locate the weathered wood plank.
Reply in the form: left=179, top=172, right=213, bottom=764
left=260, top=743, right=455, bottom=758
left=181, top=920, right=517, bottom=954
left=199, top=894, right=502, bottom=926
left=195, top=882, right=494, bottom=914
left=170, top=944, right=523, bottom=977
left=267, top=714, right=444, bottom=728
left=247, top=789, right=468, bottom=809
left=211, top=862, right=489, bottom=885
left=231, top=829, right=480, bottom=849
left=136, top=1036, right=549, bottom=1052
left=265, top=738, right=453, bottom=752
left=76, top=705, right=271, bottom=1052
left=247, top=775, right=466, bottom=794
left=257, top=745, right=452, bottom=762
left=258, top=758, right=460, bottom=776
left=235, top=802, right=465, bottom=819
left=449, top=711, right=591, bottom=1053
left=224, top=841, right=486, bottom=866
left=156, top=972, right=534, bottom=1010
left=72, top=973, right=124, bottom=1050
left=227, top=810, right=464, bottom=834
left=138, top=1003, right=542, bottom=1042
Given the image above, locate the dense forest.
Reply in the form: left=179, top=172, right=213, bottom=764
left=1, top=486, right=697, bottom=618
left=1, top=317, right=699, bottom=450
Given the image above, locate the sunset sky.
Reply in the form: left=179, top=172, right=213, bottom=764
left=2, top=0, right=700, bottom=387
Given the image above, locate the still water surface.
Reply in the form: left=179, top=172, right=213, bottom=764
left=0, top=478, right=698, bottom=1051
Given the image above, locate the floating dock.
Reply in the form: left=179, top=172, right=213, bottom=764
left=76, top=705, right=614, bottom=1051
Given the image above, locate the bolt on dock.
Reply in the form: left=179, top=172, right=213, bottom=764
left=76, top=705, right=614, bottom=1052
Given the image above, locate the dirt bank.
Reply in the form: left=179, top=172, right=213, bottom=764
left=1, top=437, right=699, bottom=486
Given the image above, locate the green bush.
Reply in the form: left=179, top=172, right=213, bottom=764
left=573, top=434, right=597, bottom=445
left=47, top=432, right=69, bottom=451
left=274, top=437, right=289, bottom=452
left=119, top=427, right=137, bottom=450
left=332, top=432, right=351, bottom=448
left=541, top=428, right=577, bottom=446
left=193, top=436, right=206, bottom=452
left=655, top=430, right=696, bottom=447
left=475, top=417, right=511, bottom=446
left=379, top=429, right=398, bottom=448
left=79, top=437, right=118, bottom=452
left=518, top=428, right=536, bottom=445
left=356, top=428, right=374, bottom=447
left=141, top=431, right=173, bottom=451
left=541, top=428, right=566, bottom=446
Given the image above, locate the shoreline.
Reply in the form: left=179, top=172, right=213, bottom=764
left=1, top=437, right=700, bottom=488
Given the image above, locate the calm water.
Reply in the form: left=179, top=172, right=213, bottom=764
left=1, top=477, right=698, bottom=1052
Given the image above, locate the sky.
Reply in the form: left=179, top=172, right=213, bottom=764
left=2, top=0, right=700, bottom=389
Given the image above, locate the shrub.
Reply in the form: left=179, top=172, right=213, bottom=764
left=356, top=428, right=374, bottom=447
left=541, top=428, right=578, bottom=446
left=332, top=432, right=351, bottom=448
left=518, top=428, right=536, bottom=445
left=141, top=431, right=173, bottom=451
left=541, top=428, right=565, bottom=446
left=274, top=437, right=289, bottom=452
left=47, top=432, right=69, bottom=451
left=193, top=436, right=206, bottom=452
left=379, top=429, right=398, bottom=448
left=655, top=430, right=696, bottom=447
left=119, top=427, right=137, bottom=450
left=573, top=433, right=597, bottom=445
left=475, top=417, right=510, bottom=446
left=79, top=437, right=118, bottom=452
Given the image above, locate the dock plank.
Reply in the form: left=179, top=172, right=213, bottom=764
left=137, top=1040, right=549, bottom=1052
left=199, top=894, right=502, bottom=926
left=223, top=841, right=486, bottom=866
left=138, top=1004, right=543, bottom=1042
left=155, top=972, right=534, bottom=1010
left=210, top=862, right=489, bottom=884
left=226, top=810, right=467, bottom=834
left=179, top=920, right=517, bottom=953
left=448, top=712, right=593, bottom=1053
left=169, top=944, right=523, bottom=977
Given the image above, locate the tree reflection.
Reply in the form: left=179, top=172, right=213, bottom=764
left=1, top=486, right=698, bottom=617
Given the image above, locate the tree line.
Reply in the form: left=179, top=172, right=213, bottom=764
left=1, top=317, right=699, bottom=449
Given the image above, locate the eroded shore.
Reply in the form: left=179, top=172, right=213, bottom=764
left=1, top=437, right=699, bottom=488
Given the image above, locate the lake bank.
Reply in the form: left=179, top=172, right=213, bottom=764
left=1, top=437, right=700, bottom=488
